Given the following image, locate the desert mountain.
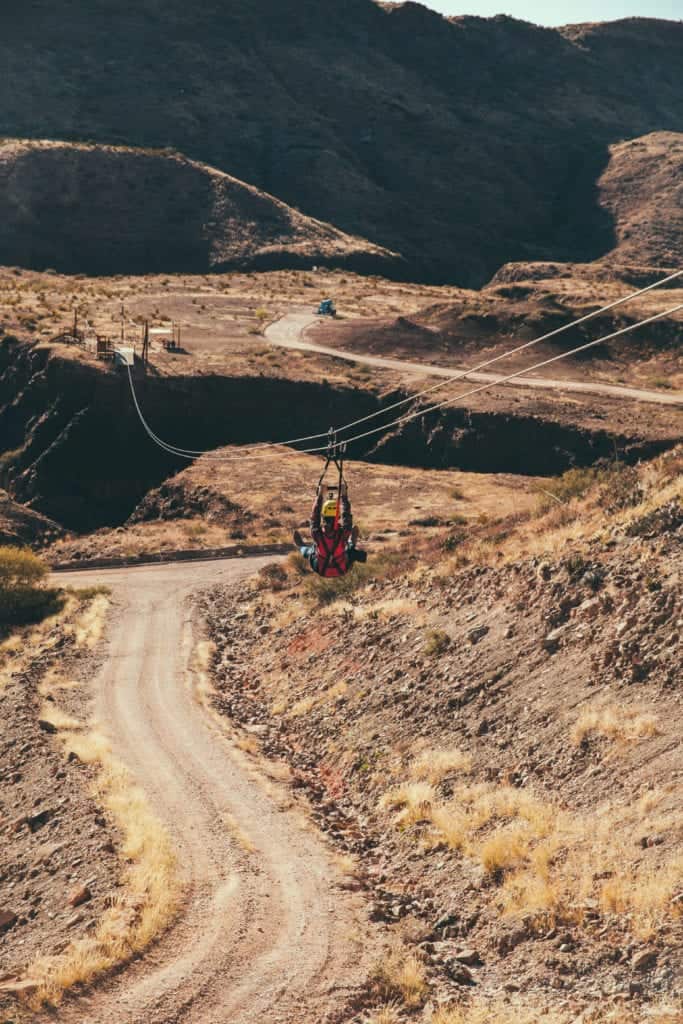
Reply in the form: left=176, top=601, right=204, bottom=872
left=0, top=3, right=682, bottom=283
left=0, top=140, right=397, bottom=275
left=597, top=132, right=683, bottom=269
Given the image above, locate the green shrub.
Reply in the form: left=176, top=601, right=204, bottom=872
left=0, top=545, right=61, bottom=626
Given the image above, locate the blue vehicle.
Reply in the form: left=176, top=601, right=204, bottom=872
left=316, top=299, right=337, bottom=317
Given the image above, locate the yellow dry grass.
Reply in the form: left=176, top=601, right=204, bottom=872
left=74, top=593, right=109, bottom=648
left=365, top=1005, right=402, bottom=1024
left=409, top=746, right=472, bottom=784
left=381, top=773, right=682, bottom=938
left=379, top=782, right=436, bottom=827
left=571, top=703, right=661, bottom=746
left=373, top=949, right=427, bottom=1009
left=27, top=725, right=178, bottom=1007
left=0, top=594, right=79, bottom=692
left=427, top=1000, right=683, bottom=1024
left=191, top=637, right=216, bottom=705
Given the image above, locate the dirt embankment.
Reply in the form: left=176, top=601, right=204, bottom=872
left=201, top=453, right=683, bottom=1020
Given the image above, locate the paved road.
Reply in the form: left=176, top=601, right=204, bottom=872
left=266, top=313, right=683, bottom=407
left=53, top=557, right=372, bottom=1024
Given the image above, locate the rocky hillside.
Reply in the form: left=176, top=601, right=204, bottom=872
left=597, top=132, right=683, bottom=269
left=202, top=449, right=683, bottom=1021
left=0, top=140, right=397, bottom=276
left=0, top=491, right=64, bottom=548
left=1, top=3, right=682, bottom=283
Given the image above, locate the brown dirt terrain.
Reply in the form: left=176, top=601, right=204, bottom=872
left=2, top=5, right=683, bottom=283
left=0, top=140, right=398, bottom=277
left=46, top=449, right=541, bottom=564
left=201, top=449, right=683, bottom=1022
left=308, top=268, right=683, bottom=393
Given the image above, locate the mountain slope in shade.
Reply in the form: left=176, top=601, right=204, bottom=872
left=0, top=2, right=682, bottom=282
left=0, top=140, right=399, bottom=276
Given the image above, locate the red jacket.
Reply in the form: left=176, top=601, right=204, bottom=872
left=310, top=492, right=353, bottom=578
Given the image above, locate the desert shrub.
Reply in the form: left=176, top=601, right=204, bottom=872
left=597, top=464, right=644, bottom=512
left=257, top=562, right=289, bottom=591
left=424, top=629, right=450, bottom=655
left=442, top=528, right=467, bottom=551
left=371, top=949, right=427, bottom=1009
left=0, top=545, right=61, bottom=626
left=286, top=551, right=309, bottom=577
left=303, top=561, right=374, bottom=605
left=536, top=466, right=598, bottom=509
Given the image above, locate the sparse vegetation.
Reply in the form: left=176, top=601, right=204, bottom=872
left=29, top=726, right=178, bottom=1007
left=409, top=746, right=472, bottom=784
left=257, top=561, right=289, bottom=591
left=0, top=544, right=61, bottom=627
left=423, top=628, right=450, bottom=655
left=371, top=949, right=427, bottom=1009
left=571, top=703, right=661, bottom=746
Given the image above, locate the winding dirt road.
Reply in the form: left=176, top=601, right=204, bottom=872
left=53, top=556, right=375, bottom=1024
left=266, top=312, right=683, bottom=407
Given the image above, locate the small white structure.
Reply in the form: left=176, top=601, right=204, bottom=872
left=113, top=346, right=135, bottom=367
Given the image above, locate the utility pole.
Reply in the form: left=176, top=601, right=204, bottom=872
left=142, top=320, right=149, bottom=368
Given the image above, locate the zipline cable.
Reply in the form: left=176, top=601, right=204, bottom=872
left=127, top=268, right=682, bottom=457
left=128, top=301, right=683, bottom=462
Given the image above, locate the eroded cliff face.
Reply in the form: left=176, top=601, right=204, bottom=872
left=0, top=336, right=674, bottom=532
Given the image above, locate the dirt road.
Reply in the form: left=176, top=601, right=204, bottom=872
left=266, top=313, right=683, bottom=407
left=53, top=557, right=375, bottom=1024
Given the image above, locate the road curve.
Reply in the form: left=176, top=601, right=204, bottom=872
left=53, top=557, right=374, bottom=1024
left=266, top=312, right=683, bottom=407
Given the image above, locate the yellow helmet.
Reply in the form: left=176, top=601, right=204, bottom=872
left=322, top=499, right=338, bottom=519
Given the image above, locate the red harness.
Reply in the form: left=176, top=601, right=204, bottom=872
left=314, top=530, right=350, bottom=578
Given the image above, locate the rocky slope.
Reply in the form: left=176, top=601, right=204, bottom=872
left=1, top=3, right=683, bottom=282
left=0, top=140, right=398, bottom=276
left=0, top=491, right=64, bottom=548
left=597, top=132, right=683, bottom=270
left=202, top=449, right=683, bottom=1021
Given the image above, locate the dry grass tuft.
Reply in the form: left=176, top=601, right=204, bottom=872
left=571, top=703, right=661, bottom=746
left=364, top=1004, right=402, bottom=1024
left=373, top=949, right=427, bottom=1009
left=380, top=782, right=436, bottom=827
left=74, top=593, right=109, bottom=648
left=428, top=998, right=683, bottom=1023
left=410, top=747, right=472, bottom=784
left=380, top=767, right=682, bottom=939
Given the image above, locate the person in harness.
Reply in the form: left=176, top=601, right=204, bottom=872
left=293, top=481, right=366, bottom=577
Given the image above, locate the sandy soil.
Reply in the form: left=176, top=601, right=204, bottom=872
left=47, top=557, right=380, bottom=1024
